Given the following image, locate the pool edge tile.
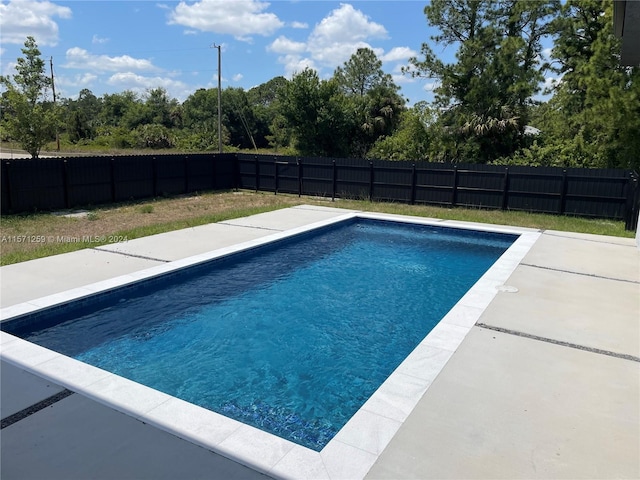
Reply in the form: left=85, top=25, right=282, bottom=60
left=270, top=446, right=330, bottom=480
left=332, top=409, right=402, bottom=456
left=360, top=372, right=432, bottom=423
left=217, top=423, right=296, bottom=475
left=320, top=440, right=379, bottom=480
left=146, top=397, right=243, bottom=448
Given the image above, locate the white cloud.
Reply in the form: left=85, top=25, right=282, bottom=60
left=268, top=4, right=391, bottom=78
left=267, top=36, right=306, bottom=54
left=92, top=34, right=109, bottom=45
left=107, top=72, right=192, bottom=101
left=58, top=72, right=98, bottom=90
left=290, top=21, right=308, bottom=29
left=0, top=0, right=72, bottom=46
left=64, top=47, right=159, bottom=72
left=279, top=54, right=316, bottom=77
left=310, top=3, right=387, bottom=45
left=381, top=46, right=416, bottom=63
left=232, top=73, right=243, bottom=82
left=168, top=0, right=283, bottom=41
left=307, top=3, right=387, bottom=67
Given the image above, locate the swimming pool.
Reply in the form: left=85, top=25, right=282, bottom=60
left=2, top=219, right=515, bottom=450
left=0, top=208, right=541, bottom=478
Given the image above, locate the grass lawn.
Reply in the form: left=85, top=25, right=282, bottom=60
left=0, top=190, right=634, bottom=266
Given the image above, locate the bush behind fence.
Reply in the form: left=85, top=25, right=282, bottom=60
left=2, top=153, right=639, bottom=230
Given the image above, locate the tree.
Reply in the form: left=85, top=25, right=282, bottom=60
left=367, top=102, right=434, bottom=160
left=64, top=88, right=100, bottom=143
left=221, top=87, right=259, bottom=150
left=143, top=88, right=179, bottom=129
left=99, top=91, right=140, bottom=128
left=0, top=36, right=60, bottom=158
left=248, top=77, right=289, bottom=150
left=406, top=0, right=559, bottom=163
left=180, top=88, right=223, bottom=151
left=333, top=48, right=405, bottom=157
left=540, top=0, right=640, bottom=169
left=279, top=68, right=351, bottom=157
left=334, top=48, right=396, bottom=97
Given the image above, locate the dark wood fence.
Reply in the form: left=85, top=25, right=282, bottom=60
left=237, top=154, right=639, bottom=231
left=2, top=153, right=638, bottom=230
left=1, top=153, right=237, bottom=214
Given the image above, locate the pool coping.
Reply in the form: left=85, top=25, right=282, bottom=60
left=0, top=212, right=541, bottom=479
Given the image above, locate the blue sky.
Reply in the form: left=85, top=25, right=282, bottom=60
left=0, top=0, right=453, bottom=105
left=0, top=0, right=555, bottom=105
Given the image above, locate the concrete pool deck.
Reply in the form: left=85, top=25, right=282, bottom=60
left=1, top=204, right=639, bottom=479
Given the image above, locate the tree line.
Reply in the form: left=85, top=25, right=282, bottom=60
left=1, top=0, right=638, bottom=170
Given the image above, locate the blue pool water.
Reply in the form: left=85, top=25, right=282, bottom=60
left=3, top=219, right=516, bottom=450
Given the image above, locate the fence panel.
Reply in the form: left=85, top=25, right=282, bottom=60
left=213, top=153, right=238, bottom=189
left=455, top=165, right=504, bottom=209
left=186, top=154, right=214, bottom=192
left=66, top=156, right=112, bottom=206
left=335, top=158, right=370, bottom=200
left=298, top=157, right=333, bottom=197
left=236, top=153, right=259, bottom=190
left=370, top=160, right=413, bottom=203
left=3, top=159, right=66, bottom=212
left=155, top=155, right=187, bottom=196
left=564, top=168, right=630, bottom=219
left=413, top=163, right=453, bottom=205
left=112, top=155, right=154, bottom=201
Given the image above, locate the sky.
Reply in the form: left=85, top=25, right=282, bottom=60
left=0, top=0, right=555, bottom=106
left=0, top=0, right=451, bottom=105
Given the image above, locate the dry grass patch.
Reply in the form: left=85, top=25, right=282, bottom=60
left=1, top=190, right=633, bottom=266
left=0, top=191, right=306, bottom=264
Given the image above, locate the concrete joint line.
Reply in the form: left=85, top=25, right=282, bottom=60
left=1, top=389, right=74, bottom=429
left=520, top=263, right=640, bottom=285
left=92, top=247, right=170, bottom=263
left=218, top=222, right=283, bottom=232
left=477, top=323, right=640, bottom=363
left=542, top=231, right=639, bottom=248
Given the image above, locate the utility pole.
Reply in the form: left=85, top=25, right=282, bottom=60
left=50, top=56, right=60, bottom=151
left=211, top=44, right=222, bottom=153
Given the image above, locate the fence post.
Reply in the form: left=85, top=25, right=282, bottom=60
left=110, top=157, right=116, bottom=202
left=62, top=159, right=70, bottom=208
left=233, top=153, right=240, bottom=191
left=501, top=167, right=509, bottom=210
left=332, top=160, right=337, bottom=201
left=410, top=163, right=417, bottom=205
left=152, top=156, right=158, bottom=196
left=3, top=161, right=12, bottom=212
left=255, top=155, right=260, bottom=192
left=297, top=158, right=302, bottom=197
left=211, top=154, right=217, bottom=190
left=624, top=173, right=640, bottom=231
left=451, top=165, right=458, bottom=206
left=183, top=155, right=189, bottom=193
left=558, top=169, right=568, bottom=214
left=369, top=161, right=374, bottom=201
left=274, top=158, right=279, bottom=195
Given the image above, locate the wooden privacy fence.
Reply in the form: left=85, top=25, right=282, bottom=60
left=236, top=154, right=640, bottom=231
left=2, top=153, right=639, bottom=230
left=1, top=153, right=237, bottom=214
